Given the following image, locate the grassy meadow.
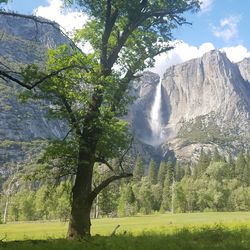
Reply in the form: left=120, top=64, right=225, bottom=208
left=0, top=212, right=249, bottom=249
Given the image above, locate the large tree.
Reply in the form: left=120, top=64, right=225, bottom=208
left=0, top=0, right=200, bottom=239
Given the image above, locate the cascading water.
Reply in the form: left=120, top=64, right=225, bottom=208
left=149, top=79, right=164, bottom=145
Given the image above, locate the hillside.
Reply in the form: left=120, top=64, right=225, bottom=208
left=0, top=12, right=69, bottom=170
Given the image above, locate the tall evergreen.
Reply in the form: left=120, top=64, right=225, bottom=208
left=148, top=159, right=157, bottom=184
left=161, top=173, right=172, bottom=211
left=158, top=161, right=167, bottom=186
left=242, top=153, right=250, bottom=185
left=166, top=161, right=175, bottom=183
left=235, top=151, right=246, bottom=181
left=228, top=154, right=235, bottom=178
left=175, top=162, right=184, bottom=181
left=194, top=148, right=211, bottom=178
left=133, top=155, right=144, bottom=181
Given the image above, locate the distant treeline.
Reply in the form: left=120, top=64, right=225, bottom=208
left=0, top=149, right=250, bottom=222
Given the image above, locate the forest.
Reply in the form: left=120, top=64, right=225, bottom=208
left=1, top=149, right=249, bottom=223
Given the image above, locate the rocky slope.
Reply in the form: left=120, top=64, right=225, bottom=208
left=0, top=12, right=70, bottom=169
left=131, top=50, right=250, bottom=161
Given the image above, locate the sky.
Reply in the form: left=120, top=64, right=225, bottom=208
left=1, top=0, right=250, bottom=76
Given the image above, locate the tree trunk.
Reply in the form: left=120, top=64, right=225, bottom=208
left=66, top=146, right=133, bottom=238
left=67, top=141, right=95, bottom=239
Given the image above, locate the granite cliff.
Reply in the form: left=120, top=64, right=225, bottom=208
left=131, top=50, right=250, bottom=161
left=1, top=12, right=250, bottom=169
left=0, top=12, right=70, bottom=169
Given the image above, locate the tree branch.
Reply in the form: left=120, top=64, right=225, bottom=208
left=96, top=157, right=115, bottom=173
left=101, top=0, right=118, bottom=70
left=90, top=172, right=132, bottom=201
left=106, top=3, right=197, bottom=69
left=0, top=64, right=86, bottom=90
left=60, top=96, right=82, bottom=136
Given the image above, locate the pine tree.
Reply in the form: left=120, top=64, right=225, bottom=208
left=166, top=161, right=174, bottom=183
left=228, top=154, right=235, bottom=178
left=158, top=161, right=167, bottom=186
left=194, top=148, right=211, bottom=178
left=235, top=151, right=246, bottom=181
left=175, top=161, right=184, bottom=181
left=242, top=153, right=250, bottom=185
left=161, top=173, right=172, bottom=211
left=148, top=159, right=157, bottom=184
left=133, top=155, right=144, bottom=181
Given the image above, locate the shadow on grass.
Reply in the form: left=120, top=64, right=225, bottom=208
left=1, top=225, right=250, bottom=250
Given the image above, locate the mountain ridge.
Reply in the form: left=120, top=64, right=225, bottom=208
left=131, top=50, right=250, bottom=162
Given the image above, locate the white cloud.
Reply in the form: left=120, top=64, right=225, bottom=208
left=212, top=15, right=241, bottom=42
left=220, top=45, right=250, bottom=62
left=33, top=1, right=250, bottom=73
left=151, top=42, right=250, bottom=76
left=151, top=42, right=215, bottom=76
left=200, top=0, right=214, bottom=13
left=34, top=0, right=88, bottom=33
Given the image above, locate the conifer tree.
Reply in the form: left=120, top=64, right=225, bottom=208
left=158, top=161, right=167, bottom=186
left=161, top=173, right=172, bottom=211
left=175, top=161, right=184, bottom=181
left=133, top=155, right=144, bottom=181
left=235, top=151, right=246, bottom=181
left=194, top=148, right=211, bottom=178
left=148, top=159, right=157, bottom=184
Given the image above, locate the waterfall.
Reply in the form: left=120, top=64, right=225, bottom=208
left=149, top=79, right=163, bottom=142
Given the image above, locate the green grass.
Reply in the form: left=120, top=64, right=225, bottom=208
left=1, top=225, right=250, bottom=250
left=0, top=212, right=249, bottom=249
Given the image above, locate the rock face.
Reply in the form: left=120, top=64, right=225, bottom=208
left=131, top=50, right=250, bottom=161
left=0, top=12, right=70, bottom=167
left=1, top=12, right=250, bottom=167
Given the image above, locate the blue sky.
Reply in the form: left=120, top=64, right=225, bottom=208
left=1, top=0, right=250, bottom=75
left=174, top=0, right=250, bottom=49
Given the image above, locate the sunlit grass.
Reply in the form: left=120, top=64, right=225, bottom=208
left=0, top=212, right=249, bottom=241
left=1, top=225, right=250, bottom=250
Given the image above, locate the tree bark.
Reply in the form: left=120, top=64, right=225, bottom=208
left=66, top=135, right=132, bottom=238
left=67, top=139, right=95, bottom=239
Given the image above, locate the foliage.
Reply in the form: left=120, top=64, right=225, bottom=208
left=2, top=149, right=250, bottom=222
left=148, top=159, right=157, bottom=184
left=133, top=155, right=144, bottom=181
left=157, top=161, right=167, bottom=186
